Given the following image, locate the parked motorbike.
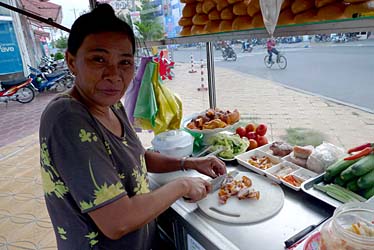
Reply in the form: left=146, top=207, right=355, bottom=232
left=222, top=45, right=237, bottom=61
left=0, top=77, right=35, bottom=104
left=28, top=65, right=68, bottom=93
left=241, top=41, right=253, bottom=53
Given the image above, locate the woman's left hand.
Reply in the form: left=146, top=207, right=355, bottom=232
left=187, top=156, right=226, bottom=178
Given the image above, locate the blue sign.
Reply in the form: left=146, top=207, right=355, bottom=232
left=0, top=21, right=23, bottom=75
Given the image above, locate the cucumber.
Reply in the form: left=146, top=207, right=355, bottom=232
left=340, top=165, right=357, bottom=181
left=362, top=186, right=374, bottom=199
left=334, top=175, right=348, bottom=187
left=346, top=178, right=360, bottom=193
left=324, top=157, right=359, bottom=182
left=351, top=155, right=374, bottom=177
left=357, top=169, right=374, bottom=190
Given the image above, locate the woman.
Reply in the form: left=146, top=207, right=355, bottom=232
left=39, top=4, right=226, bottom=250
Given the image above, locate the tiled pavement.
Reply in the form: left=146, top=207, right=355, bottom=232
left=0, top=63, right=373, bottom=248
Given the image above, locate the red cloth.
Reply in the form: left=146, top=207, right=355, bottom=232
left=266, top=40, right=276, bottom=51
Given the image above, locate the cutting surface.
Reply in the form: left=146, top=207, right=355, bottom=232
left=198, top=172, right=284, bottom=224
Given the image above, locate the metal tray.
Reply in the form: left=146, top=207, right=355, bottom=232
left=301, top=173, right=343, bottom=208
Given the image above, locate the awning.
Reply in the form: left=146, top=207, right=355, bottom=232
left=20, top=0, right=62, bottom=27
left=33, top=29, right=50, bottom=39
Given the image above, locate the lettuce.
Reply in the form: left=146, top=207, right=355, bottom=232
left=209, top=133, right=249, bottom=159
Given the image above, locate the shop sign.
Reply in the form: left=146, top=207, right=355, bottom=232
left=0, top=21, right=23, bottom=75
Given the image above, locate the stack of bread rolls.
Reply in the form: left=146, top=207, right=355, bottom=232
left=179, top=0, right=374, bottom=36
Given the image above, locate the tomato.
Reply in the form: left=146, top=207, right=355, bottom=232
left=246, top=132, right=257, bottom=140
left=245, top=123, right=256, bottom=133
left=248, top=139, right=258, bottom=150
left=236, top=127, right=246, bottom=138
left=255, top=124, right=267, bottom=136
left=256, top=136, right=268, bottom=146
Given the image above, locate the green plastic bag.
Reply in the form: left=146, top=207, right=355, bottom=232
left=133, top=62, right=158, bottom=128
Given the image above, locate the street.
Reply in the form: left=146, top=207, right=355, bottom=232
left=172, top=40, right=374, bottom=112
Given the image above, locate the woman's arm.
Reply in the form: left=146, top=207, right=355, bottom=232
left=144, top=151, right=227, bottom=178
left=88, top=175, right=210, bottom=240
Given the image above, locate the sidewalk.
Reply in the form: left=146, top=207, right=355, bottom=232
left=0, top=63, right=373, bottom=248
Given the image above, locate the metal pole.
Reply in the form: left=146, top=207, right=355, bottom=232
left=205, top=41, right=216, bottom=109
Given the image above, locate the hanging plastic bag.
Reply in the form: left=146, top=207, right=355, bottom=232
left=259, top=0, right=283, bottom=37
left=124, top=56, right=152, bottom=124
left=133, top=61, right=158, bottom=128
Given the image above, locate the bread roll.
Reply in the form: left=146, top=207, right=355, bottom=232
left=216, top=0, right=229, bottom=11
left=179, top=17, right=193, bottom=26
left=317, top=2, right=346, bottom=20
left=191, top=25, right=207, bottom=34
left=196, top=2, right=203, bottom=13
left=192, top=14, right=209, bottom=25
left=180, top=26, right=192, bottom=36
left=252, top=12, right=264, bottom=27
left=232, top=16, right=253, bottom=30
left=344, top=0, right=374, bottom=18
left=233, top=2, right=250, bottom=15
left=315, top=0, right=336, bottom=8
left=281, top=0, right=293, bottom=10
left=208, top=9, right=221, bottom=20
left=183, top=3, right=197, bottom=17
left=184, top=0, right=197, bottom=3
left=293, top=146, right=313, bottom=159
left=219, top=20, right=233, bottom=31
left=294, top=8, right=318, bottom=24
left=278, top=8, right=295, bottom=25
left=202, top=0, right=216, bottom=14
left=291, top=0, right=315, bottom=14
left=221, top=6, right=235, bottom=20
left=247, top=0, right=260, bottom=17
left=228, top=0, right=242, bottom=4
left=204, top=20, right=221, bottom=33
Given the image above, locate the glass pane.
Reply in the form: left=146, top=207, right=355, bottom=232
left=0, top=0, right=11, bottom=16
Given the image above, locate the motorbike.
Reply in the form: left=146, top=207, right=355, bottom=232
left=241, top=41, right=253, bottom=53
left=222, top=45, right=237, bottom=61
left=0, top=77, right=35, bottom=104
left=28, top=65, right=69, bottom=93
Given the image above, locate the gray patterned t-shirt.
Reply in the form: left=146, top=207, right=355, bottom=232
left=39, top=95, right=156, bottom=249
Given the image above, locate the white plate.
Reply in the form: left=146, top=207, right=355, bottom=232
left=235, top=150, right=282, bottom=176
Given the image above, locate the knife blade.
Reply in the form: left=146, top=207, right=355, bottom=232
left=210, top=170, right=239, bottom=193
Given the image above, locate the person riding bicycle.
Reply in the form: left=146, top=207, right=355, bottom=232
left=266, top=38, right=279, bottom=63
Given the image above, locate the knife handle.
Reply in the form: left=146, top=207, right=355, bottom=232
left=284, top=225, right=316, bottom=248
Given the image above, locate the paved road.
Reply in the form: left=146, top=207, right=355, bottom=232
left=172, top=41, right=374, bottom=112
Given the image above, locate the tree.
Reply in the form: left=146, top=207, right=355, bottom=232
left=55, top=36, right=68, bottom=49
left=134, top=21, right=164, bottom=41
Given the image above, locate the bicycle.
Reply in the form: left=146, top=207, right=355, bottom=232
left=264, top=52, right=287, bottom=70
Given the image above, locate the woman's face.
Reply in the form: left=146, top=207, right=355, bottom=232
left=67, top=32, right=134, bottom=107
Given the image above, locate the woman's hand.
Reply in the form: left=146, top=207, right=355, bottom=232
left=186, top=156, right=226, bottom=178
left=179, top=177, right=212, bottom=202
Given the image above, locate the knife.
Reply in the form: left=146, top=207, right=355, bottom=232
left=183, top=170, right=239, bottom=201
left=210, top=170, right=239, bottom=192
left=284, top=216, right=330, bottom=248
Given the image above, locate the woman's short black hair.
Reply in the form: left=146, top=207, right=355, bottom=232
left=67, top=3, right=135, bottom=55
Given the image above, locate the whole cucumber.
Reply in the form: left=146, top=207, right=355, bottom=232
left=346, top=178, right=360, bottom=192
left=357, top=169, right=374, bottom=190
left=334, top=175, right=348, bottom=187
left=351, top=155, right=374, bottom=176
left=362, top=186, right=374, bottom=199
left=341, top=165, right=357, bottom=181
left=324, top=157, right=359, bottom=182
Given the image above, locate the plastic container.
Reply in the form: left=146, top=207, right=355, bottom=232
left=320, top=202, right=374, bottom=250
left=151, top=130, right=194, bottom=158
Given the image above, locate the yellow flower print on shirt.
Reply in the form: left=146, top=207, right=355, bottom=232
left=57, top=226, right=67, bottom=240
left=79, top=129, right=98, bottom=143
left=41, top=167, right=69, bottom=199
left=113, top=102, right=123, bottom=110
left=85, top=231, right=99, bottom=247
left=132, top=155, right=150, bottom=194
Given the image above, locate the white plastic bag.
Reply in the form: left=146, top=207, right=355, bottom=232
left=259, top=0, right=283, bottom=37
left=306, top=142, right=345, bottom=174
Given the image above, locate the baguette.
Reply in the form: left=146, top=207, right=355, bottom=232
left=219, top=20, right=233, bottom=31
left=183, top=3, right=197, bottom=17
left=196, top=2, right=203, bottom=14
left=232, top=16, right=253, bottom=30
left=202, top=0, right=216, bottom=14
left=192, top=14, right=209, bottom=25
left=228, top=0, right=242, bottom=4
left=221, top=6, right=235, bottom=20
left=233, top=2, right=250, bottom=15
left=278, top=8, right=295, bottom=25
left=180, top=26, right=192, bottom=36
left=247, top=0, right=260, bottom=16
left=204, top=20, right=221, bottom=33
left=315, top=0, right=337, bottom=8
left=216, top=0, right=229, bottom=11
left=291, top=0, right=315, bottom=14
left=191, top=25, right=206, bottom=34
left=252, top=12, right=264, bottom=28
left=281, top=0, right=293, bottom=10
left=294, top=8, right=318, bottom=23
left=317, top=2, right=346, bottom=21
left=208, top=9, right=221, bottom=20
left=344, top=0, right=374, bottom=18
left=179, top=17, right=193, bottom=26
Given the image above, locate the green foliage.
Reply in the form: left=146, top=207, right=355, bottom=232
left=55, top=36, right=68, bottom=49
left=281, top=127, right=325, bottom=146
left=54, top=52, right=64, bottom=60
left=134, top=21, right=164, bottom=41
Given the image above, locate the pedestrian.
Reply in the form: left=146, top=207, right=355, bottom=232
left=39, top=4, right=226, bottom=249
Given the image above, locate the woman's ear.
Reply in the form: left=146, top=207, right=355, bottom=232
left=65, top=51, right=76, bottom=75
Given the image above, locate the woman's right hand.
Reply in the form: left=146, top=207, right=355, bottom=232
left=179, top=177, right=212, bottom=202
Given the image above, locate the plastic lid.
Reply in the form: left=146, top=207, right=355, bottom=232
left=152, top=130, right=194, bottom=150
